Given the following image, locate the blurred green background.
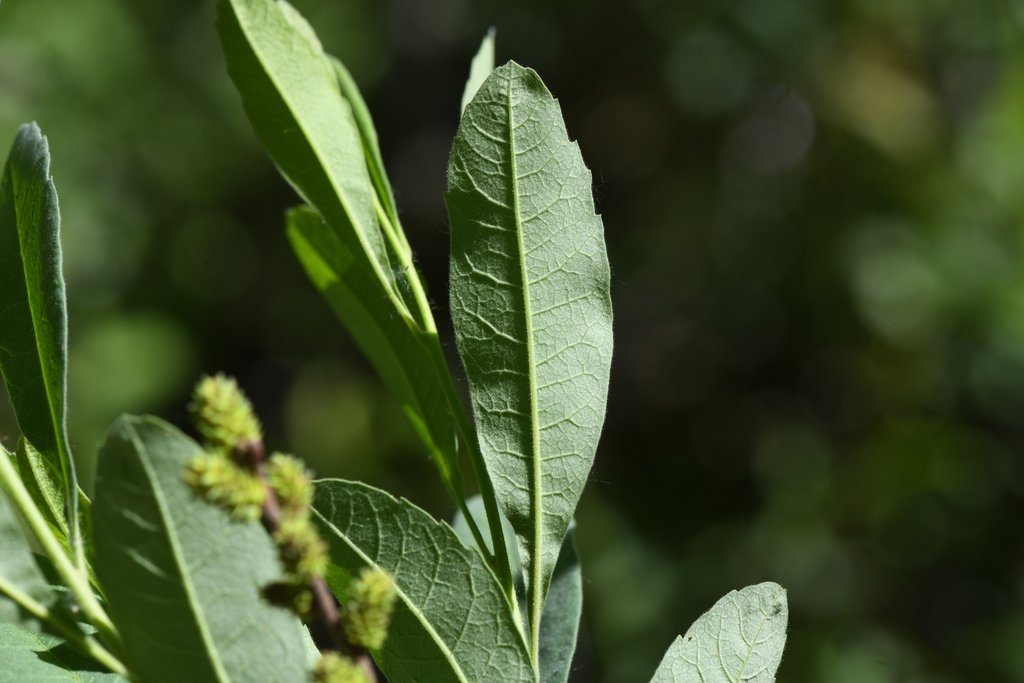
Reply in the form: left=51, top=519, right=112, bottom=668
left=3, top=0, right=1024, bottom=680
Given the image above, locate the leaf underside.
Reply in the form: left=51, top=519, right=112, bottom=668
left=0, top=623, right=125, bottom=683
left=650, top=583, right=789, bottom=683
left=92, top=416, right=308, bottom=683
left=0, top=479, right=55, bottom=630
left=313, top=480, right=534, bottom=683
left=446, top=61, right=613, bottom=617
left=0, top=123, right=78, bottom=541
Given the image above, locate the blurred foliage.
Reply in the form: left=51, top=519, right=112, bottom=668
left=3, top=0, right=1024, bottom=680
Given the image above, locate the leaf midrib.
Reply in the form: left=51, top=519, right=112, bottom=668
left=312, top=508, right=471, bottom=683
left=125, top=421, right=229, bottom=683
left=505, top=70, right=543, bottom=661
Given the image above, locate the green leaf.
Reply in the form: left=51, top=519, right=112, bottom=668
left=0, top=479, right=52, bottom=629
left=287, top=206, right=464, bottom=496
left=451, top=496, right=582, bottom=683
left=218, top=0, right=399, bottom=304
left=0, top=123, right=79, bottom=546
left=313, top=479, right=534, bottom=683
left=92, top=415, right=308, bottom=683
left=330, top=57, right=403, bottom=249
left=0, top=623, right=126, bottom=683
left=460, top=28, right=496, bottom=115
left=650, top=583, right=789, bottom=683
left=446, top=61, right=613, bottom=647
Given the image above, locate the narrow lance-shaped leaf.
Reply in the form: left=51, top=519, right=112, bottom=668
left=460, top=28, right=496, bottom=115
left=93, top=415, right=308, bottom=683
left=0, top=123, right=79, bottom=547
left=650, top=583, right=789, bottom=683
left=0, top=623, right=126, bottom=683
left=446, top=61, right=613, bottom=646
left=313, top=480, right=534, bottom=683
left=217, top=0, right=400, bottom=305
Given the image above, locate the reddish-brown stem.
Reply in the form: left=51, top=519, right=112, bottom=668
left=236, top=440, right=378, bottom=683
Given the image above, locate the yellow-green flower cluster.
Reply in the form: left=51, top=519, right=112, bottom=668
left=189, top=373, right=262, bottom=453
left=184, top=452, right=265, bottom=522
left=311, top=652, right=368, bottom=683
left=267, top=453, right=313, bottom=518
left=343, top=567, right=397, bottom=650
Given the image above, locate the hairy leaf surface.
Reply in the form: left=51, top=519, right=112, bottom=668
left=313, top=480, right=533, bottom=683
left=93, top=416, right=307, bottom=683
left=446, top=61, right=613, bottom=636
left=0, top=623, right=125, bottom=683
left=0, top=123, right=78, bottom=543
left=650, top=583, right=788, bottom=683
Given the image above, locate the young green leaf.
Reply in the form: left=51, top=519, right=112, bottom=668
left=451, top=496, right=582, bottom=683
left=460, top=28, right=496, bottom=115
left=313, top=480, right=534, bottom=683
left=649, top=583, right=789, bottom=683
left=93, top=415, right=309, bottom=683
left=0, top=623, right=126, bottom=683
left=0, top=123, right=79, bottom=550
left=446, top=61, right=613, bottom=651
left=218, top=0, right=399, bottom=305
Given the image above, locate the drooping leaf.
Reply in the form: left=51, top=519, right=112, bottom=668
left=446, top=61, right=613, bottom=642
left=649, top=583, right=789, bottom=683
left=93, top=415, right=308, bottom=683
left=460, top=28, right=496, bottom=115
left=452, top=495, right=582, bottom=683
left=0, top=623, right=126, bottom=683
left=287, top=206, right=464, bottom=497
left=0, top=123, right=79, bottom=545
left=313, top=479, right=534, bottom=683
left=218, top=0, right=399, bottom=303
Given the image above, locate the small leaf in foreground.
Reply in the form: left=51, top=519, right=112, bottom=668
left=650, top=582, right=788, bottom=683
left=0, top=123, right=79, bottom=544
left=313, top=479, right=534, bottom=683
left=0, top=623, right=126, bottom=683
left=93, top=415, right=308, bottom=683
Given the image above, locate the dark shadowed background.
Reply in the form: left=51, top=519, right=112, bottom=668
left=3, top=1, right=1024, bottom=680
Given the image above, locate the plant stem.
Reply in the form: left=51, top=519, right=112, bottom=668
left=0, top=450, right=121, bottom=654
left=0, top=575, right=129, bottom=677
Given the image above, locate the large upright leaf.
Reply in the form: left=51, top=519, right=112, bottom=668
left=218, top=0, right=398, bottom=302
left=287, top=207, right=463, bottom=494
left=650, top=583, right=789, bottom=683
left=0, top=623, right=125, bottom=683
left=0, top=123, right=78, bottom=541
left=93, top=415, right=308, bottom=683
left=446, top=61, right=613, bottom=640
left=313, top=480, right=534, bottom=683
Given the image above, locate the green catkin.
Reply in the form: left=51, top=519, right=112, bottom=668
left=184, top=452, right=266, bottom=521
left=274, top=516, right=328, bottom=581
left=266, top=453, right=313, bottom=518
left=343, top=568, right=397, bottom=650
left=311, top=652, right=368, bottom=683
left=189, top=373, right=262, bottom=452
